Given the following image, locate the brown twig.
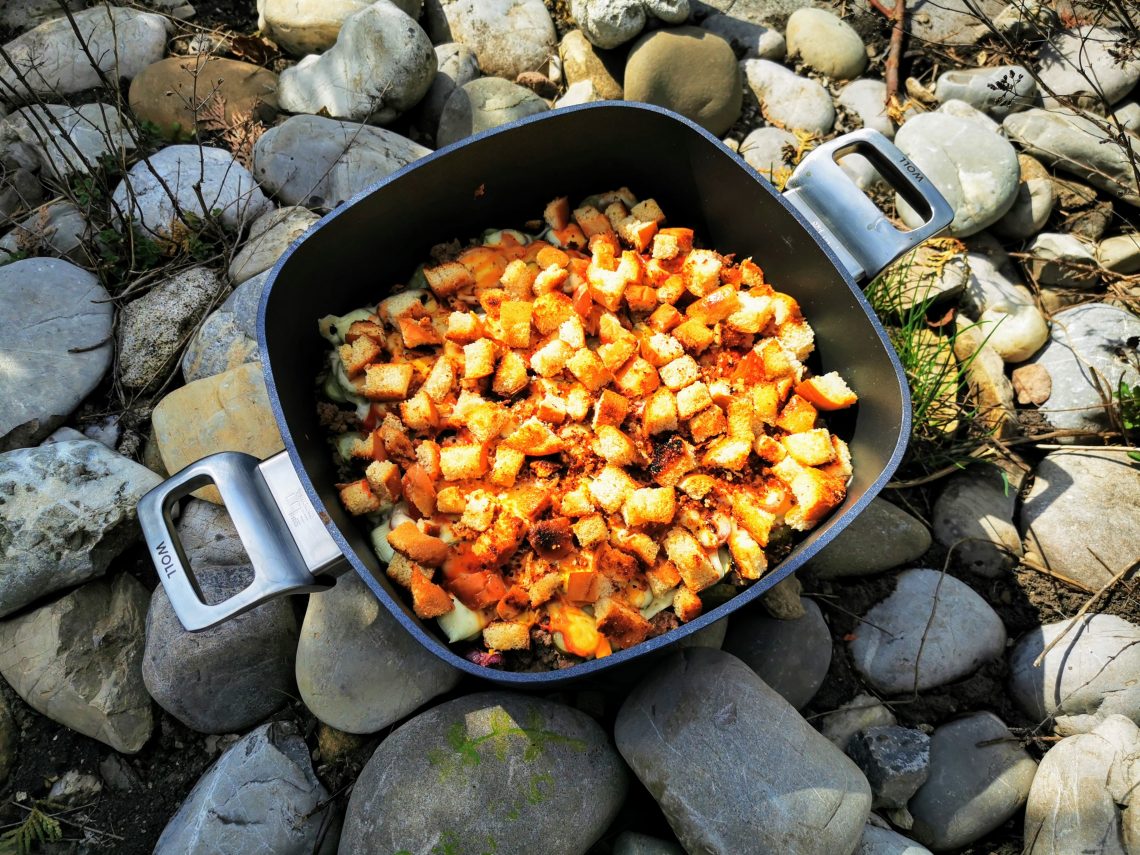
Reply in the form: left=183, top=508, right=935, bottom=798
left=868, top=0, right=906, bottom=103
left=1019, top=555, right=1098, bottom=594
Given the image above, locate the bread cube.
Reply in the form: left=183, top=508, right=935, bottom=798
left=687, top=285, right=741, bottom=325
left=483, top=620, right=531, bottom=651
left=651, top=227, right=694, bottom=260
left=410, top=571, right=454, bottom=618
left=566, top=348, right=612, bottom=391
left=533, top=263, right=570, bottom=295
left=664, top=528, right=721, bottom=592
left=656, top=274, right=687, bottom=305
left=530, top=337, right=574, bottom=377
left=819, top=435, right=853, bottom=480
left=728, top=526, right=767, bottom=581
left=536, top=393, right=567, bottom=425
left=604, top=200, right=630, bottom=231
left=399, top=390, right=440, bottom=432
left=642, top=388, right=678, bottom=436
left=776, top=394, right=819, bottom=434
left=573, top=514, right=609, bottom=549
left=751, top=382, right=782, bottom=425
left=631, top=198, right=666, bottom=225
left=646, top=559, right=682, bottom=597
left=613, top=357, right=660, bottom=397
left=659, top=355, right=700, bottom=391
left=364, top=460, right=402, bottom=506
left=641, top=333, right=685, bottom=367
left=446, top=311, right=483, bottom=344
left=388, top=520, right=449, bottom=566
left=500, top=258, right=538, bottom=299
left=588, top=464, right=637, bottom=513
left=463, top=338, right=497, bottom=380
left=726, top=293, right=774, bottom=334
left=648, top=304, right=683, bottom=333
left=500, top=300, right=533, bottom=348
left=726, top=399, right=754, bottom=440
left=678, top=473, right=716, bottom=499
left=593, top=388, right=631, bottom=428
left=380, top=413, right=415, bottom=462
left=622, top=486, right=677, bottom=527
left=492, top=350, right=529, bottom=397
left=730, top=492, right=776, bottom=546
left=796, top=372, right=858, bottom=410
left=565, top=385, right=592, bottom=421
left=688, top=404, right=727, bottom=443
left=545, top=196, right=570, bottom=230
left=672, top=319, right=715, bottom=354
left=681, top=249, right=723, bottom=297
left=596, top=597, right=652, bottom=648
left=610, top=528, right=660, bottom=565
left=558, top=316, right=586, bottom=349
left=646, top=434, right=697, bottom=486
left=528, top=517, right=575, bottom=560
left=422, top=356, right=456, bottom=402
left=362, top=363, right=414, bottom=401
left=676, top=382, right=712, bottom=420
left=532, top=292, right=575, bottom=335
left=423, top=260, right=474, bottom=297
left=624, top=285, right=658, bottom=313
left=617, top=216, right=658, bottom=252
left=502, top=417, right=565, bottom=455
left=339, top=334, right=381, bottom=376
left=478, top=287, right=507, bottom=318
left=782, top=428, right=836, bottom=466
left=338, top=478, right=381, bottom=515
left=786, top=468, right=846, bottom=531
left=778, top=319, right=816, bottom=360
left=593, top=425, right=637, bottom=465
left=753, top=434, right=787, bottom=464
left=344, top=319, right=385, bottom=343
left=701, top=437, right=752, bottom=470
left=415, top=439, right=442, bottom=479
left=573, top=204, right=614, bottom=238
left=598, top=338, right=638, bottom=373
left=439, top=443, right=489, bottom=480
left=436, top=485, right=473, bottom=514
left=490, top=446, right=526, bottom=487
left=385, top=552, right=426, bottom=589
left=559, top=483, right=596, bottom=517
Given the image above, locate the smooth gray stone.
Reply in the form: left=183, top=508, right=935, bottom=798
left=256, top=0, right=375, bottom=56
left=993, top=153, right=1055, bottom=240
left=143, top=564, right=298, bottom=733
left=0, top=574, right=153, bottom=753
left=723, top=597, right=832, bottom=710
left=154, top=721, right=332, bottom=854
left=838, top=78, right=894, bottom=138
left=959, top=250, right=1048, bottom=363
left=806, top=498, right=931, bottom=578
left=613, top=831, right=684, bottom=855
left=295, top=572, right=460, bottom=734
left=847, top=726, right=931, bottom=809
left=415, top=43, right=482, bottom=136
left=0, top=0, right=84, bottom=31
left=181, top=270, right=268, bottom=382
left=909, top=712, right=1037, bottom=851
left=0, top=200, right=93, bottom=268
left=340, top=692, right=626, bottom=854
left=1009, top=614, right=1140, bottom=735
left=933, top=466, right=1024, bottom=577
left=857, top=824, right=932, bottom=854
left=425, top=0, right=557, bottom=79
left=743, top=59, right=836, bottom=136
left=785, top=8, right=866, bottom=80
left=851, top=0, right=997, bottom=46
left=0, top=103, right=136, bottom=179
left=174, top=499, right=248, bottom=567
left=821, top=693, right=898, bottom=750
left=849, top=568, right=1006, bottom=694
left=437, top=77, right=549, bottom=148
left=228, top=206, right=319, bottom=284
left=1025, top=232, right=1100, bottom=288
left=697, top=13, right=785, bottom=61
left=0, top=259, right=112, bottom=450
left=1025, top=306, right=1140, bottom=433
left=691, top=0, right=810, bottom=27
left=739, top=126, right=797, bottom=183
left=935, top=65, right=1037, bottom=118
left=252, top=114, right=431, bottom=210
left=1097, top=233, right=1140, bottom=274
left=1037, top=26, right=1140, bottom=108
left=616, top=648, right=870, bottom=855
left=1023, top=715, right=1140, bottom=855
left=0, top=440, right=160, bottom=616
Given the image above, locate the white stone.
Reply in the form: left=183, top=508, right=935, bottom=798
left=857, top=824, right=932, bottom=855
left=698, top=13, right=786, bottom=61
left=743, top=59, right=836, bottom=135
left=0, top=103, right=135, bottom=179
left=415, top=43, right=482, bottom=134
left=993, top=155, right=1055, bottom=240
left=1098, top=233, right=1140, bottom=274
left=959, top=251, right=1049, bottom=362
left=739, top=126, right=797, bottom=184
left=425, top=0, right=557, bottom=79
left=837, top=78, right=894, bottom=138
left=1037, top=26, right=1140, bottom=108
left=935, top=65, right=1037, bottom=118
left=933, top=466, right=1023, bottom=576
left=436, top=77, right=549, bottom=147
left=786, top=8, right=867, bottom=80
left=1026, top=231, right=1100, bottom=288
left=228, top=206, right=319, bottom=284
left=554, top=79, right=600, bottom=108
left=822, top=693, right=898, bottom=750
left=937, top=97, right=1002, bottom=133
left=278, top=1, right=437, bottom=123
left=256, top=0, right=372, bottom=56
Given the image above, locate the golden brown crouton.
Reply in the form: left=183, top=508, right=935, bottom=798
left=687, top=285, right=742, bottom=325
left=499, top=300, right=533, bottom=348
left=490, top=446, right=526, bottom=487
left=573, top=204, right=614, bottom=238
left=483, top=620, right=531, bottom=651
left=659, top=355, right=700, bottom=391
left=673, top=585, right=703, bottom=622
left=492, top=349, right=529, bottom=397
left=610, top=528, right=660, bottom=565
left=459, top=490, right=494, bottom=532
left=730, top=491, right=776, bottom=546
left=565, top=385, right=592, bottom=422
left=399, top=390, right=440, bottom=432
left=532, top=291, right=576, bottom=335
left=631, top=198, right=666, bottom=225
left=786, top=468, right=846, bottom=531
left=672, top=318, right=715, bottom=354
left=588, top=464, right=637, bottom=513
left=502, top=418, right=565, bottom=455
left=726, top=293, right=774, bottom=334
left=338, top=479, right=381, bottom=515
left=796, top=372, right=859, bottom=410
left=622, top=486, right=677, bottom=527
left=596, top=597, right=652, bottom=648
left=388, top=520, right=449, bottom=566
left=648, top=303, right=683, bottom=333
left=533, top=263, right=570, bottom=295
left=424, top=260, right=474, bottom=297
left=646, top=559, right=683, bottom=597
left=436, top=485, right=473, bottom=514
left=385, top=552, right=427, bottom=589
left=657, top=274, right=687, bottom=305
left=598, top=338, right=639, bottom=373
left=663, top=528, right=721, bottom=592
left=819, top=435, right=853, bottom=481
left=362, top=363, right=414, bottom=401
left=646, top=434, right=698, bottom=487
left=545, top=196, right=570, bottom=230
left=782, top=429, right=836, bottom=466
left=593, top=389, right=631, bottom=429
left=677, top=473, right=716, bottom=499
left=536, top=393, right=567, bottom=425
left=558, top=483, right=596, bottom=517
left=530, top=337, right=574, bottom=377
left=415, top=439, right=442, bottom=479
left=642, top=388, right=679, bottom=436
left=728, top=526, right=767, bottom=581
left=402, top=463, right=437, bottom=517
left=651, top=227, right=694, bottom=261
left=411, top=570, right=454, bottom=618
left=776, top=394, right=819, bottom=434
left=726, top=399, right=754, bottom=441
left=465, top=400, right=508, bottom=443
left=500, top=259, right=538, bottom=299
left=751, top=382, right=782, bottom=425
left=676, top=382, right=713, bottom=420
left=380, top=413, right=416, bottom=463
left=439, top=443, right=489, bottom=480
left=463, top=338, right=497, bottom=380
left=566, top=348, right=612, bottom=392
left=572, top=514, right=609, bottom=549
left=339, top=335, right=381, bottom=377
left=688, top=405, right=727, bottom=443
left=613, top=357, right=661, bottom=397
left=753, top=434, right=787, bottom=464
left=559, top=316, right=586, bottom=349
left=593, top=425, right=638, bottom=466
left=702, top=437, right=752, bottom=470
left=681, top=249, right=723, bottom=297
left=641, top=333, right=685, bottom=367
left=624, top=285, right=658, bottom=313
left=364, top=460, right=402, bottom=506
left=422, top=356, right=456, bottom=402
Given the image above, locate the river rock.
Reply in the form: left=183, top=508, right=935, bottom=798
left=739, top=127, right=797, bottom=184
left=894, top=111, right=1020, bottom=236
left=1038, top=26, right=1140, bottom=109
left=613, top=831, right=684, bottom=855
left=554, top=80, right=600, bottom=108
left=278, top=2, right=436, bottom=123
left=252, top=114, right=431, bottom=209
left=723, top=598, right=832, bottom=709
left=256, top=0, right=372, bottom=56
left=229, top=206, right=319, bottom=284
left=909, top=712, right=1037, bottom=850
left=698, top=13, right=785, bottom=60
left=559, top=30, right=624, bottom=100
left=0, top=144, right=45, bottom=225
left=624, top=28, right=740, bottom=136
left=850, top=568, right=1006, bottom=694
left=1025, top=232, right=1099, bottom=288
left=744, top=59, right=836, bottom=135
left=1026, top=305, right=1140, bottom=433
left=960, top=251, right=1049, bottom=363
left=857, top=825, right=933, bottom=855
left=0, top=103, right=135, bottom=179
left=112, top=145, right=270, bottom=237
left=296, top=571, right=459, bottom=734
left=0, top=5, right=168, bottom=100
left=616, top=648, right=870, bottom=854
left=1011, top=613, right=1140, bottom=736
left=154, top=721, right=331, bottom=854
left=0, top=440, right=160, bottom=617
left=340, top=692, right=627, bottom=854
left=0, top=259, right=112, bottom=450
left=1005, top=108, right=1140, bottom=207
left=935, top=65, right=1037, bottom=118
left=151, top=363, right=284, bottom=504
left=806, top=498, right=931, bottom=578
left=853, top=0, right=996, bottom=46
left=937, top=97, right=1001, bottom=133
left=1, top=0, right=85, bottom=31
left=0, top=201, right=92, bottom=268
left=0, top=574, right=153, bottom=753
left=437, top=77, right=549, bottom=147
left=143, top=564, right=298, bottom=733
left=181, top=270, right=267, bottom=382
left=993, top=154, right=1055, bottom=239
left=117, top=267, right=220, bottom=390
left=822, top=693, right=898, bottom=750
left=1023, top=714, right=1140, bottom=854
left=954, top=316, right=1018, bottom=436
left=416, top=43, right=483, bottom=135
left=838, top=78, right=894, bottom=138
left=426, top=0, right=557, bottom=80
left=786, top=8, right=866, bottom=80
left=847, top=725, right=930, bottom=809
left=933, top=466, right=1023, bottom=577
left=571, top=0, right=689, bottom=49
left=880, top=241, right=968, bottom=312
left=1098, top=233, right=1140, bottom=274
left=175, top=499, right=247, bottom=567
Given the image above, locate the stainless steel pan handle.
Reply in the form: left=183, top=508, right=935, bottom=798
left=784, top=128, right=955, bottom=282
left=137, top=451, right=343, bottom=630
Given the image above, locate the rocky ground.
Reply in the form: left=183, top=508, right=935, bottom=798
left=1, top=0, right=1139, bottom=852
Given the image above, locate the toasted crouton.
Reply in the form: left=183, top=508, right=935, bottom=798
left=533, top=263, right=570, bottom=295
left=536, top=393, right=566, bottom=425
left=463, top=338, right=497, bottom=380
left=659, top=355, right=700, bottom=391
left=651, top=227, right=694, bottom=260
left=445, top=311, right=482, bottom=344
left=566, top=348, right=612, bottom=392
left=439, top=443, right=489, bottom=480
left=344, top=319, right=384, bottom=343
left=604, top=200, right=630, bottom=231
left=597, top=543, right=640, bottom=580
left=410, top=571, right=454, bottom=618
left=558, top=483, right=596, bottom=517
left=820, top=435, right=853, bottom=480
left=399, top=390, right=440, bottom=432
left=483, top=621, right=531, bottom=651
left=617, top=216, right=659, bottom=252
left=466, top=400, right=508, bottom=443
left=385, top=552, right=426, bottom=589
left=663, top=528, right=721, bottom=591
left=339, top=334, right=381, bottom=376
left=624, top=285, right=658, bottom=312
left=778, top=319, right=816, bottom=361
left=673, top=585, right=703, bottom=622
left=338, top=479, right=381, bottom=515
left=415, top=439, right=442, bottom=478
left=503, top=418, right=565, bottom=455
left=622, top=486, right=677, bottom=527
left=676, top=382, right=713, bottom=420
left=489, top=446, right=526, bottom=487
left=786, top=468, right=846, bottom=531
left=459, top=490, right=494, bottom=532
left=641, top=333, right=685, bottom=367
left=500, top=259, right=538, bottom=299
left=362, top=363, right=414, bottom=401
left=796, top=372, right=859, bottom=410
left=656, top=274, right=687, bottom=305
left=388, top=520, right=449, bottom=566
left=726, top=399, right=754, bottom=440
left=565, top=385, right=592, bottom=422
left=435, top=485, right=472, bottom=514
left=728, top=527, right=767, bottom=581
left=422, top=356, right=456, bottom=402
left=610, top=528, right=660, bottom=565
left=545, top=196, right=570, bottom=230
left=688, top=404, right=727, bottom=443
left=530, top=337, right=574, bottom=377
left=687, top=285, right=742, bottom=325
left=593, top=389, right=631, bottom=428
left=588, top=464, right=637, bottom=513
left=379, top=413, right=415, bottom=463
left=558, top=316, right=586, bottom=349
left=499, top=300, right=533, bottom=348
left=595, top=597, right=652, bottom=648
left=730, top=492, right=776, bottom=546
left=594, top=425, right=637, bottom=466
left=677, top=473, right=716, bottom=499
left=646, top=559, right=683, bottom=597
left=782, top=428, right=836, bottom=466
left=673, top=319, right=715, bottom=354
left=536, top=245, right=570, bottom=269
left=631, top=198, right=666, bottom=225
left=614, top=357, right=661, bottom=397
left=726, top=293, right=774, bottom=334
left=753, top=434, right=787, bottom=464
left=776, top=394, right=819, bottom=434
left=572, top=514, right=609, bottom=549
left=648, top=304, right=683, bottom=333
left=424, top=260, right=474, bottom=297
left=598, top=338, right=638, bottom=373
left=681, top=249, right=723, bottom=297
left=364, top=460, right=402, bottom=505
left=646, top=434, right=697, bottom=486
left=532, top=291, right=576, bottom=335
left=492, top=349, right=529, bottom=396
left=642, top=388, right=679, bottom=436
left=702, top=437, right=752, bottom=470
left=750, top=382, right=782, bottom=425
left=574, top=204, right=614, bottom=238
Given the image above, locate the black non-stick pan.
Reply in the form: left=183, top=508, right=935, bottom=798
left=138, top=102, right=953, bottom=687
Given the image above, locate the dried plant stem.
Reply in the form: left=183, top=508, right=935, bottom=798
left=868, top=0, right=906, bottom=103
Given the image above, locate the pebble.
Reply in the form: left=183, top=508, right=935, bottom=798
left=296, top=572, right=460, bottom=734
left=616, top=648, right=870, bottom=854
left=1, top=0, right=83, bottom=31
left=437, top=77, right=549, bottom=148
left=786, top=8, right=867, bottom=80
left=1037, top=26, right=1140, bottom=108
left=613, top=831, right=684, bottom=855
left=806, top=498, right=931, bottom=578
left=1025, top=305, right=1140, bottom=433
left=252, top=114, right=431, bottom=209
left=175, top=499, right=248, bottom=567
left=857, top=0, right=994, bottom=46
left=229, top=206, right=319, bottom=284
left=1004, top=108, right=1140, bottom=208
left=0, top=574, right=153, bottom=753
left=1, top=103, right=135, bottom=179
left=821, top=693, right=898, bottom=749
left=425, top=0, right=557, bottom=80
left=849, top=568, right=1007, bottom=694
left=908, top=712, right=1037, bottom=850
left=571, top=0, right=689, bottom=49
left=837, top=78, right=895, bottom=138
left=953, top=317, right=1018, bottom=436
left=880, top=242, right=969, bottom=312
left=933, top=466, right=1024, bottom=577
left=181, top=270, right=267, bottom=382
left=961, top=251, right=1049, bottom=363
left=993, top=154, right=1055, bottom=240
left=0, top=201, right=92, bottom=268
left=416, top=43, right=483, bottom=136
left=0, top=694, right=14, bottom=783
left=0, top=259, right=112, bottom=449
left=278, top=2, right=436, bottom=123
left=0, top=439, right=160, bottom=616
left=697, top=13, right=785, bottom=61
left=935, top=65, right=1037, bottom=118
left=936, top=97, right=1001, bottom=133
left=1025, top=232, right=1099, bottom=288
left=624, top=28, right=741, bottom=136
left=143, top=564, right=298, bottom=733
left=112, top=144, right=270, bottom=237
left=893, top=111, right=1020, bottom=236
left=559, top=30, right=624, bottom=101
left=0, top=5, right=168, bottom=100
left=554, top=79, right=600, bottom=108
left=256, top=0, right=372, bottom=56
left=1023, top=714, right=1140, bottom=854
left=739, top=127, right=797, bottom=184
left=1010, top=613, right=1140, bottom=735
left=154, top=721, right=332, bottom=854
left=117, top=267, right=220, bottom=390
left=722, top=598, right=832, bottom=710
left=0, top=144, right=44, bottom=224
left=48, top=770, right=103, bottom=806
left=1115, top=99, right=1140, bottom=132
left=151, top=362, right=284, bottom=504
left=847, top=726, right=930, bottom=809
left=128, top=56, right=278, bottom=141
left=743, top=59, right=836, bottom=135
left=857, top=824, right=933, bottom=854
left=341, top=692, right=627, bottom=854
left=1097, top=233, right=1140, bottom=274
left=1012, top=363, right=1052, bottom=405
